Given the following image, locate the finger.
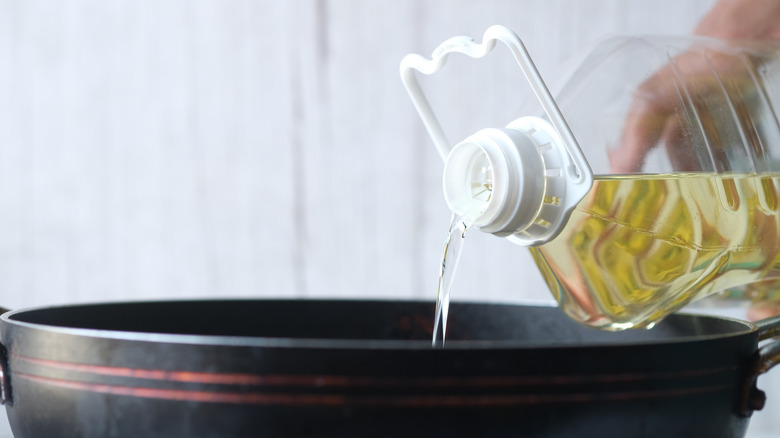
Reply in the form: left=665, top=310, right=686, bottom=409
left=746, top=301, right=780, bottom=321
left=662, top=114, right=701, bottom=172
left=611, top=62, right=682, bottom=174
left=610, top=97, right=669, bottom=173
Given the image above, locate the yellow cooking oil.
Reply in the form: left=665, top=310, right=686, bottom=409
left=432, top=178, right=492, bottom=347
left=529, top=172, right=780, bottom=330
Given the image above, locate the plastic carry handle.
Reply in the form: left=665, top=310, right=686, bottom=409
left=400, top=25, right=590, bottom=184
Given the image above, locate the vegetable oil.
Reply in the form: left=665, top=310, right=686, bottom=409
left=530, top=173, right=780, bottom=330
left=432, top=180, right=491, bottom=347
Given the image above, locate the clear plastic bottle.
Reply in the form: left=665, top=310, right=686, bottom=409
left=401, top=26, right=780, bottom=330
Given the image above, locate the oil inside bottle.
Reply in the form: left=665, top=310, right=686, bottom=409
left=530, top=172, right=780, bottom=330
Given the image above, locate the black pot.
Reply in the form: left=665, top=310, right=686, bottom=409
left=0, top=299, right=778, bottom=438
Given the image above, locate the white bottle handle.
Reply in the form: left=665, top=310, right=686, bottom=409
left=400, top=25, right=590, bottom=185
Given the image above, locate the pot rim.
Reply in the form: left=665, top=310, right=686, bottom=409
left=0, top=298, right=760, bottom=350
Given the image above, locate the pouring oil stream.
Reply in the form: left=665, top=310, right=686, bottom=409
left=432, top=181, right=491, bottom=347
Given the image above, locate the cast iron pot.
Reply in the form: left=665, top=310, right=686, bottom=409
left=0, top=299, right=778, bottom=438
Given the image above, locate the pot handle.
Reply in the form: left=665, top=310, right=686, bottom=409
left=0, top=308, right=11, bottom=405
left=758, top=314, right=780, bottom=341
left=740, top=315, right=780, bottom=416
left=753, top=314, right=780, bottom=377
left=0, top=343, right=8, bottom=406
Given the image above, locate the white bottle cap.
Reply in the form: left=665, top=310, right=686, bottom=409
left=443, top=116, right=584, bottom=245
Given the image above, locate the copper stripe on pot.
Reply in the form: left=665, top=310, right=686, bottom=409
left=11, top=353, right=738, bottom=388
left=13, top=371, right=733, bottom=406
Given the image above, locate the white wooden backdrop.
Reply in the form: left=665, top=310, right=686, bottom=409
left=0, top=0, right=777, bottom=436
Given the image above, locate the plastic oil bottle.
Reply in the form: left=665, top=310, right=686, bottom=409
left=401, top=26, right=780, bottom=330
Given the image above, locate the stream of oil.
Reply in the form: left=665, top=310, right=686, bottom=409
left=432, top=214, right=468, bottom=347
left=432, top=203, right=489, bottom=347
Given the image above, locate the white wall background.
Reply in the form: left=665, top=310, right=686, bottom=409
left=0, top=0, right=777, bottom=436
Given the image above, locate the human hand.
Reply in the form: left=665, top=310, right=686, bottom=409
left=698, top=0, right=780, bottom=321
left=614, top=0, right=780, bottom=319
left=613, top=0, right=780, bottom=175
left=693, top=0, right=780, bottom=41
left=747, top=301, right=780, bottom=321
